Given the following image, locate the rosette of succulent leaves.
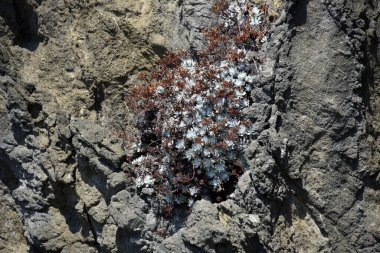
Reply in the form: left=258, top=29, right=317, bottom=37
left=126, top=0, right=273, bottom=214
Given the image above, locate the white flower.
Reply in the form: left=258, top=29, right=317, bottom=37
left=224, top=75, right=233, bottom=82
left=179, top=120, right=187, bottom=128
left=227, top=118, right=240, bottom=127
left=225, top=140, right=235, bottom=147
left=195, top=112, right=203, bottom=123
left=202, top=136, right=210, bottom=145
left=203, top=147, right=211, bottom=157
left=199, top=126, right=207, bottom=136
left=203, top=158, right=212, bottom=168
left=241, top=99, right=249, bottom=107
left=209, top=136, right=216, bottom=145
left=252, top=6, right=260, bottom=15
left=167, top=117, right=176, bottom=126
left=173, top=111, right=182, bottom=117
left=238, top=62, right=247, bottom=71
left=245, top=75, right=255, bottom=83
left=175, top=139, right=185, bottom=150
left=235, top=90, right=246, bottom=98
left=136, top=177, right=144, bottom=187
left=195, top=102, right=203, bottom=110
left=234, top=79, right=244, bottom=87
left=226, top=150, right=237, bottom=159
left=251, top=15, right=260, bottom=26
left=189, top=187, right=198, bottom=196
left=192, top=157, right=202, bottom=168
left=251, top=7, right=261, bottom=26
left=214, top=81, right=221, bottom=90
left=192, top=143, right=202, bottom=154
left=228, top=67, right=238, bottom=76
left=221, top=70, right=229, bottom=79
left=185, top=150, right=194, bottom=160
left=176, top=93, right=185, bottom=101
left=215, top=162, right=225, bottom=172
left=184, top=116, right=193, bottom=125
left=216, top=114, right=226, bottom=122
left=195, top=94, right=203, bottom=104
left=164, top=195, right=173, bottom=204
left=216, top=98, right=226, bottom=107
left=228, top=3, right=238, bottom=13
left=159, top=165, right=167, bottom=173
left=210, top=178, right=222, bottom=188
left=203, top=106, right=213, bottom=116
left=187, top=79, right=195, bottom=87
left=132, top=156, right=146, bottom=165
left=220, top=172, right=230, bottom=181
left=220, top=60, right=230, bottom=68
left=213, top=148, right=222, bottom=157
left=143, top=175, right=155, bottom=185
left=238, top=72, right=247, bottom=80
left=156, top=86, right=165, bottom=94
left=182, top=59, right=196, bottom=69
left=238, top=125, right=247, bottom=135
left=206, top=169, right=215, bottom=178
left=131, top=142, right=139, bottom=150
left=174, top=194, right=187, bottom=204
left=186, top=128, right=197, bottom=139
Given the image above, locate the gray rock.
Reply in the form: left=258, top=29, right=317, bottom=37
left=61, top=242, right=98, bottom=253
left=109, top=190, right=147, bottom=230
left=0, top=0, right=379, bottom=252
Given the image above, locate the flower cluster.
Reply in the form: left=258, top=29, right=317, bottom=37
left=125, top=0, right=274, bottom=214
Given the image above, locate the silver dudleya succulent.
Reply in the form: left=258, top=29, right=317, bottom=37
left=129, top=0, right=270, bottom=207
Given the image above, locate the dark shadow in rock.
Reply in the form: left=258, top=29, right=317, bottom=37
left=215, top=242, right=234, bottom=253
left=0, top=0, right=43, bottom=51
left=0, top=150, right=19, bottom=191
left=152, top=44, right=167, bottom=58
left=25, top=83, right=37, bottom=95
left=116, top=227, right=141, bottom=253
left=39, top=156, right=98, bottom=245
left=12, top=0, right=42, bottom=50
left=183, top=241, right=206, bottom=253
left=282, top=178, right=329, bottom=238
left=241, top=234, right=267, bottom=253
left=290, top=0, right=309, bottom=27
left=45, top=179, right=103, bottom=252
left=91, top=84, right=105, bottom=112
left=27, top=102, right=42, bottom=119
left=167, top=207, right=188, bottom=234
left=28, top=244, right=44, bottom=253
left=358, top=11, right=378, bottom=113
left=76, top=155, right=120, bottom=203
left=11, top=120, right=31, bottom=144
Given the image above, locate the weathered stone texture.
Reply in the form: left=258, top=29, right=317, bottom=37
left=0, top=0, right=379, bottom=252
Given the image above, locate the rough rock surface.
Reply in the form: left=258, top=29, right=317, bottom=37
left=0, top=0, right=379, bottom=252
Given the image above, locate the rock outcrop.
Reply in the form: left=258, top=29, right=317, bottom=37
left=0, top=0, right=379, bottom=252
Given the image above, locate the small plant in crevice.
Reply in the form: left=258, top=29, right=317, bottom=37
left=125, top=0, right=276, bottom=216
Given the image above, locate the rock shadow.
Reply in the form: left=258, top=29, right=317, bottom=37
left=290, top=0, right=309, bottom=27
left=115, top=228, right=141, bottom=253
left=0, top=150, right=19, bottom=191
left=0, top=0, right=43, bottom=51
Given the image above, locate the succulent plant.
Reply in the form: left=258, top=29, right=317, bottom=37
left=125, top=0, right=274, bottom=215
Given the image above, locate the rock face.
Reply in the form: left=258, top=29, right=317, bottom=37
left=0, top=0, right=379, bottom=252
